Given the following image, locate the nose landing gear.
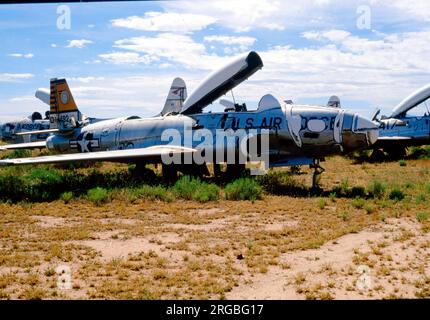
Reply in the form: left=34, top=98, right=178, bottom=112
left=310, top=158, right=325, bottom=190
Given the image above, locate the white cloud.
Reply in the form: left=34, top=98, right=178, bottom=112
left=204, top=35, right=257, bottom=54
left=245, top=28, right=430, bottom=115
left=99, top=52, right=156, bottom=65
left=66, top=39, right=93, bottom=48
left=377, top=0, right=430, bottom=21
left=9, top=53, right=34, bottom=59
left=51, top=43, right=57, bottom=48
left=0, top=73, right=34, bottom=82
left=69, top=76, right=106, bottom=83
left=9, top=96, right=35, bottom=103
left=163, top=0, right=334, bottom=32
left=112, top=33, right=231, bottom=70
left=302, top=30, right=350, bottom=42
left=203, top=35, right=256, bottom=47
left=111, top=12, right=217, bottom=33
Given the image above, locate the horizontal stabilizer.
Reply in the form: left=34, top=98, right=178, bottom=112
left=377, top=136, right=412, bottom=141
left=0, top=141, right=46, bottom=151
left=182, top=51, right=263, bottom=114
left=0, top=145, right=195, bottom=166
left=15, top=129, right=59, bottom=136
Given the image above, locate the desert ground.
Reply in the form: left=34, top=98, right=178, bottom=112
left=0, top=154, right=429, bottom=300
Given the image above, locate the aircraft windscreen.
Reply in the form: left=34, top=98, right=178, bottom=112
left=406, top=98, right=430, bottom=117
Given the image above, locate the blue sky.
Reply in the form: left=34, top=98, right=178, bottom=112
left=1, top=0, right=430, bottom=121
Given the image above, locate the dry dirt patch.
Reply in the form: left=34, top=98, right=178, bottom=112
left=73, top=231, right=182, bottom=262
left=227, top=217, right=430, bottom=299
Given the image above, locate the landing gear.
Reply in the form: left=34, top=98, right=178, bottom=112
left=131, top=163, right=157, bottom=182
left=310, top=159, right=325, bottom=190
left=162, top=164, right=178, bottom=181
left=385, top=147, right=406, bottom=159
left=370, top=149, right=385, bottom=162
left=162, top=163, right=210, bottom=181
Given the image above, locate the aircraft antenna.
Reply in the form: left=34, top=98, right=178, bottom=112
left=230, top=90, right=236, bottom=104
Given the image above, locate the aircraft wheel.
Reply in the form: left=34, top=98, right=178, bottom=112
left=369, top=149, right=385, bottom=162
left=132, top=163, right=157, bottom=182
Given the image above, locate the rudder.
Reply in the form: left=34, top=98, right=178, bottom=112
left=160, top=77, right=187, bottom=116
left=50, top=78, right=81, bottom=131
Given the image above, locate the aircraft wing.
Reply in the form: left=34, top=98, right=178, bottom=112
left=0, top=145, right=195, bottom=166
left=15, top=129, right=59, bottom=136
left=377, top=136, right=412, bottom=141
left=0, top=141, right=47, bottom=151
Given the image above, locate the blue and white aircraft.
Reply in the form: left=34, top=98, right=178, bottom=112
left=371, top=84, right=430, bottom=158
left=0, top=51, right=379, bottom=188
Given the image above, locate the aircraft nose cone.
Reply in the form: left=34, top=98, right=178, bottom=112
left=342, top=113, right=379, bottom=151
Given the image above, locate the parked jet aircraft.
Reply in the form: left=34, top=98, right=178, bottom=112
left=0, top=110, right=50, bottom=144
left=0, top=78, right=187, bottom=152
left=371, top=83, right=430, bottom=159
left=0, top=51, right=379, bottom=188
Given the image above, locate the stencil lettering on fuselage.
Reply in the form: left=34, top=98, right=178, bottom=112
left=69, top=132, right=100, bottom=152
left=223, top=116, right=282, bottom=131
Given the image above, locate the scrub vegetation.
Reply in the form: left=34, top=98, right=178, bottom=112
left=0, top=149, right=429, bottom=299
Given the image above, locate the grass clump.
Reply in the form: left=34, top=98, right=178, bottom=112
left=257, top=170, right=306, bottom=195
left=363, top=204, right=375, bottom=214
left=340, top=180, right=349, bottom=195
left=416, top=193, right=426, bottom=204
left=172, top=176, right=201, bottom=200
left=192, top=184, right=220, bottom=202
left=389, top=188, right=405, bottom=201
left=351, top=197, right=365, bottom=209
left=409, top=146, right=430, bottom=159
left=2, top=149, right=31, bottom=159
left=416, top=212, right=428, bottom=223
left=368, top=180, right=386, bottom=199
left=60, top=191, right=74, bottom=204
left=317, top=198, right=326, bottom=209
left=134, top=185, right=174, bottom=202
left=87, top=187, right=109, bottom=206
left=398, top=159, right=406, bottom=167
left=225, top=177, right=262, bottom=201
left=339, top=212, right=349, bottom=221
left=172, top=176, right=220, bottom=202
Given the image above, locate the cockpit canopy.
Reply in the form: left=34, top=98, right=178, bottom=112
left=390, top=83, right=430, bottom=118
left=258, top=94, right=281, bottom=111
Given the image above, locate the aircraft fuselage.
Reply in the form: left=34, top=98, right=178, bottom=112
left=46, top=104, right=378, bottom=165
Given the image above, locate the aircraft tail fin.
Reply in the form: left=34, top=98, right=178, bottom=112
left=49, top=78, right=81, bottom=131
left=160, top=77, right=187, bottom=116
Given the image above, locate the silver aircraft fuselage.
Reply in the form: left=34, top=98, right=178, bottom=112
left=46, top=103, right=378, bottom=164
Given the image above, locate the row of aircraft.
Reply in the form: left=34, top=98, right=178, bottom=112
left=0, top=51, right=429, bottom=187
